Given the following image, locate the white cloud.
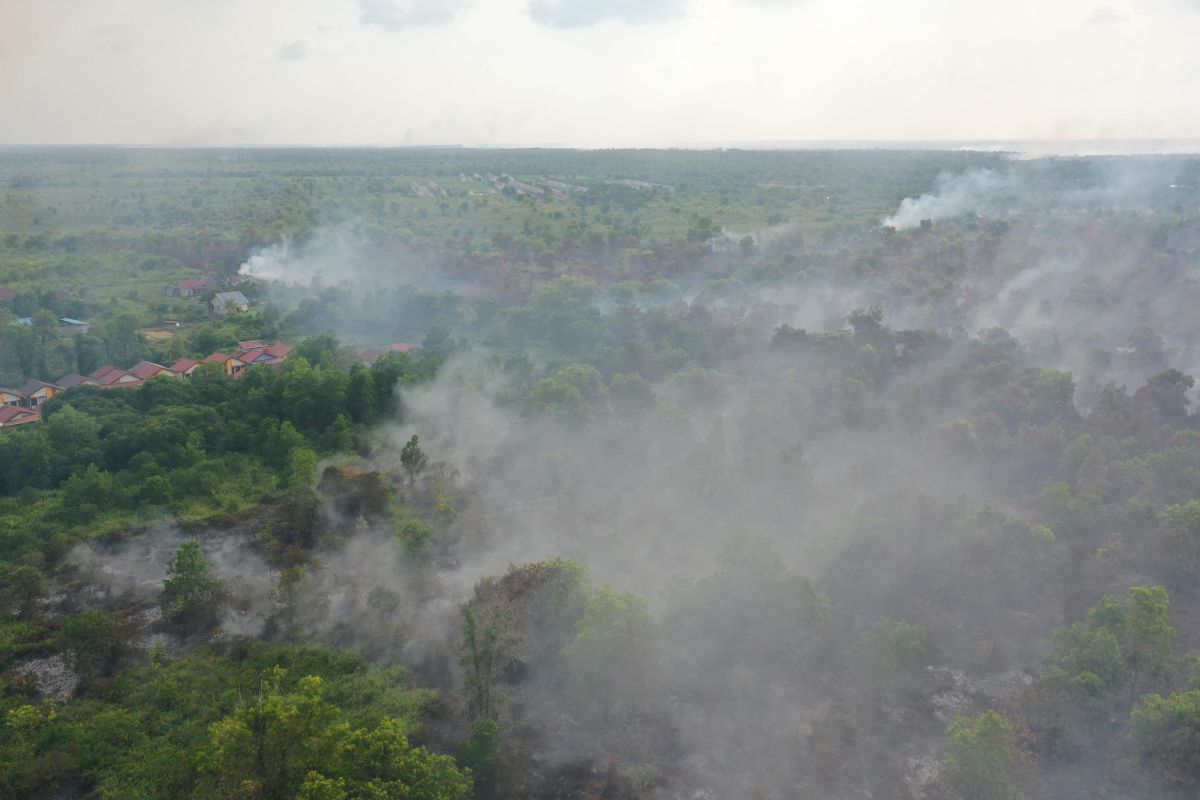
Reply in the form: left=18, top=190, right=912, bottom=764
left=278, top=39, right=310, bottom=60
left=1087, top=4, right=1129, bottom=24
left=529, top=0, right=685, bottom=28
left=358, top=0, right=466, bottom=30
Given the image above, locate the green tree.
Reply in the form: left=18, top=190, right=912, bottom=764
left=395, top=517, right=432, bottom=560
left=1129, top=688, right=1200, bottom=786
left=287, top=447, right=319, bottom=489
left=944, top=710, right=1018, bottom=800
left=3, top=564, right=47, bottom=619
left=459, top=604, right=516, bottom=721
left=161, top=540, right=224, bottom=631
left=857, top=618, right=928, bottom=697
left=563, top=587, right=658, bottom=722
left=198, top=667, right=471, bottom=800
left=456, top=717, right=499, bottom=799
left=1123, top=585, right=1174, bottom=699
left=61, top=610, right=125, bottom=684
left=400, top=435, right=427, bottom=484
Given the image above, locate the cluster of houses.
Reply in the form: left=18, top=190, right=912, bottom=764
left=0, top=340, right=294, bottom=429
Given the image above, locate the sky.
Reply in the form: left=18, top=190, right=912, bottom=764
left=2, top=0, right=1200, bottom=147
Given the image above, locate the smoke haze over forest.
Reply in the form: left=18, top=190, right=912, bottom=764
left=4, top=0, right=1200, bottom=794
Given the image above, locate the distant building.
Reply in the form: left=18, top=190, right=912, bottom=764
left=0, top=406, right=40, bottom=428
left=0, top=287, right=14, bottom=303
left=15, top=380, right=64, bottom=408
left=166, top=277, right=214, bottom=298
left=90, top=365, right=144, bottom=389
left=0, top=388, right=23, bottom=406
left=203, top=352, right=248, bottom=377
left=129, top=361, right=172, bottom=380
left=58, top=317, right=89, bottom=336
left=209, top=291, right=250, bottom=315
left=169, top=358, right=200, bottom=377
left=232, top=342, right=292, bottom=369
left=56, top=373, right=99, bottom=390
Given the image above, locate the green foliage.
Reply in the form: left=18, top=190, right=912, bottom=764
left=1029, top=369, right=1077, bottom=424
left=665, top=533, right=830, bottom=678
left=161, top=540, right=224, bottom=631
left=1043, top=586, right=1174, bottom=703
left=2, top=564, right=47, bottom=618
left=0, top=643, right=450, bottom=799
left=61, top=610, right=126, bottom=684
left=0, top=331, right=426, bottom=570
left=944, top=710, right=1018, bottom=800
left=1036, top=482, right=1104, bottom=547
left=194, top=669, right=469, bottom=800
left=1129, top=689, right=1200, bottom=786
left=456, top=717, right=500, bottom=797
left=563, top=587, right=659, bottom=719
left=856, top=618, right=928, bottom=695
left=458, top=605, right=516, bottom=721
left=527, top=364, right=608, bottom=419
left=395, top=517, right=433, bottom=560
left=1124, top=585, right=1174, bottom=692
left=400, top=434, right=428, bottom=484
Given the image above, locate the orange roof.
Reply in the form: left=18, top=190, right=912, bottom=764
left=91, top=364, right=120, bottom=380
left=130, top=361, right=169, bottom=379
left=203, top=352, right=232, bottom=363
left=95, top=369, right=141, bottom=387
left=0, top=406, right=38, bottom=425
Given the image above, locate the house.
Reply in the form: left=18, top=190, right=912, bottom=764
left=0, top=406, right=39, bottom=428
left=166, top=277, right=213, bottom=298
left=56, top=373, right=99, bottom=390
left=130, top=361, right=171, bottom=380
left=231, top=342, right=292, bottom=369
left=58, top=317, right=89, bottom=336
left=209, top=291, right=249, bottom=315
left=170, top=358, right=200, bottom=377
left=203, top=352, right=247, bottom=377
left=15, top=380, right=63, bottom=409
left=0, top=388, right=23, bottom=406
left=90, top=365, right=144, bottom=388
left=264, top=342, right=293, bottom=361
left=0, top=287, right=14, bottom=304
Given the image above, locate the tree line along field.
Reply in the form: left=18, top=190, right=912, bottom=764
left=3, top=147, right=1200, bottom=799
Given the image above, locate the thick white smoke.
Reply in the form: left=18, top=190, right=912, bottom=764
left=883, top=168, right=1012, bottom=229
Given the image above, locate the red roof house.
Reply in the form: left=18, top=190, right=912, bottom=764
left=170, top=358, right=200, bottom=377
left=56, top=373, right=99, bottom=389
left=129, top=361, right=171, bottom=379
left=94, top=368, right=143, bottom=388
left=0, top=405, right=39, bottom=428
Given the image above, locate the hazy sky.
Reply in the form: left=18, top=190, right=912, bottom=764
left=2, top=0, right=1200, bottom=146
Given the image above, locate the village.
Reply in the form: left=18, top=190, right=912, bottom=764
left=0, top=339, right=294, bottom=429
left=0, top=268, right=423, bottom=430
